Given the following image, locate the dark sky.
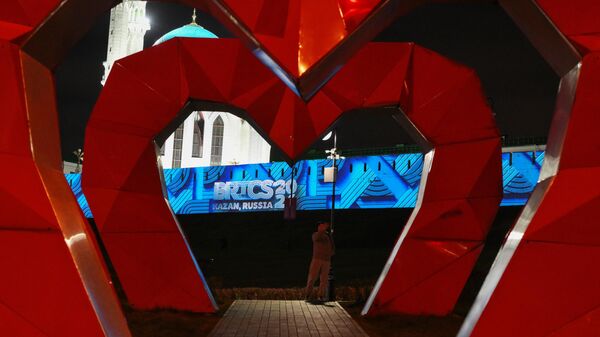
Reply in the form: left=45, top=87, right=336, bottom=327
left=55, top=2, right=558, bottom=162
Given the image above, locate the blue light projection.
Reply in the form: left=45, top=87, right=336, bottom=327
left=67, top=151, right=544, bottom=217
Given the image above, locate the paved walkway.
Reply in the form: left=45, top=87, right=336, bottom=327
left=208, top=300, right=369, bottom=337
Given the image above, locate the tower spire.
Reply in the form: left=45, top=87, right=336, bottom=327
left=192, top=8, right=197, bottom=25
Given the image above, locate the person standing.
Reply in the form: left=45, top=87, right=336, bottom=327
left=305, top=221, right=335, bottom=301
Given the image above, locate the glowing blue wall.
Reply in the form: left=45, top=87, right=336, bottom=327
left=66, top=151, right=543, bottom=217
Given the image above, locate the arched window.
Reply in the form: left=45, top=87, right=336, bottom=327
left=171, top=123, right=184, bottom=168
left=192, top=112, right=204, bottom=158
left=210, top=116, right=224, bottom=166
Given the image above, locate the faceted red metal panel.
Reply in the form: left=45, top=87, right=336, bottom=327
left=0, top=1, right=62, bottom=29
left=214, top=0, right=380, bottom=78
left=459, top=58, right=600, bottom=337
left=339, top=0, right=383, bottom=31
left=536, top=0, right=600, bottom=53
left=0, top=7, right=131, bottom=336
left=362, top=46, right=501, bottom=315
left=458, top=1, right=600, bottom=336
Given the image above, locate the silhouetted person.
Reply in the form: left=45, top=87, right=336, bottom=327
left=305, top=221, right=334, bottom=301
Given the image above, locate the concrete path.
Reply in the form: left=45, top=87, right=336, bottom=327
left=208, top=300, right=369, bottom=337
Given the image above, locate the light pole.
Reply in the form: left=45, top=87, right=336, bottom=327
left=73, top=148, right=84, bottom=173
left=325, top=131, right=342, bottom=233
left=324, top=130, right=344, bottom=301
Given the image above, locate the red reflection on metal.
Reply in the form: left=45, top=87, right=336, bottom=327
left=339, top=0, right=383, bottom=31
left=219, top=0, right=383, bottom=78
left=0, top=2, right=132, bottom=335
left=459, top=1, right=600, bottom=336
left=209, top=0, right=434, bottom=100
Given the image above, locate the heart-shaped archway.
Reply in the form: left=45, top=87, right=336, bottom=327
left=82, top=37, right=501, bottom=317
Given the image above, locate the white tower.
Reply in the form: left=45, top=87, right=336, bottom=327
left=102, top=0, right=150, bottom=85
left=100, top=6, right=272, bottom=168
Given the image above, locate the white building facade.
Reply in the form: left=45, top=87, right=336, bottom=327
left=160, top=111, right=271, bottom=169
left=102, top=0, right=150, bottom=85
left=102, top=2, right=271, bottom=168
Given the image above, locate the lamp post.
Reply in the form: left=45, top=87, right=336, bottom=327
left=73, top=148, right=84, bottom=173
left=324, top=130, right=344, bottom=301
left=325, top=131, right=341, bottom=232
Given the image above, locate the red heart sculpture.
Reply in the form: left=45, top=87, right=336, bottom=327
left=82, top=36, right=501, bottom=321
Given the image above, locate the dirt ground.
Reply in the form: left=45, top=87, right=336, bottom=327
left=342, top=302, right=463, bottom=337
left=124, top=302, right=230, bottom=337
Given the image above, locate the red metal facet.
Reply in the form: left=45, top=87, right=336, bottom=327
left=0, top=4, right=132, bottom=335
left=83, top=41, right=219, bottom=313
left=339, top=0, right=383, bottom=31
left=0, top=231, right=104, bottom=337
left=363, top=45, right=502, bottom=316
left=459, top=1, right=600, bottom=336
left=536, top=0, right=600, bottom=48
left=219, top=0, right=383, bottom=78
left=103, top=231, right=216, bottom=312
left=0, top=1, right=61, bottom=29
left=373, top=238, right=483, bottom=315
left=460, top=55, right=600, bottom=337
left=204, top=0, right=433, bottom=99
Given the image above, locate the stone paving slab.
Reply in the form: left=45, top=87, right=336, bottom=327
left=208, top=300, right=369, bottom=337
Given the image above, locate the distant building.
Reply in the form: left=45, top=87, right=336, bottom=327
left=102, top=0, right=150, bottom=86
left=63, top=161, right=80, bottom=174
left=102, top=2, right=270, bottom=168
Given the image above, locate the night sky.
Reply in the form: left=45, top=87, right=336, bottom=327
left=55, top=2, right=558, bottom=162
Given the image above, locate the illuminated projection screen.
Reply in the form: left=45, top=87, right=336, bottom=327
left=67, top=152, right=543, bottom=216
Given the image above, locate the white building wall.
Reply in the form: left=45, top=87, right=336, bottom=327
left=159, top=111, right=271, bottom=168
left=162, top=133, right=175, bottom=169
left=238, top=120, right=250, bottom=163
left=220, top=113, right=236, bottom=165
left=180, top=114, right=195, bottom=167
left=102, top=0, right=150, bottom=85
left=179, top=111, right=205, bottom=168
